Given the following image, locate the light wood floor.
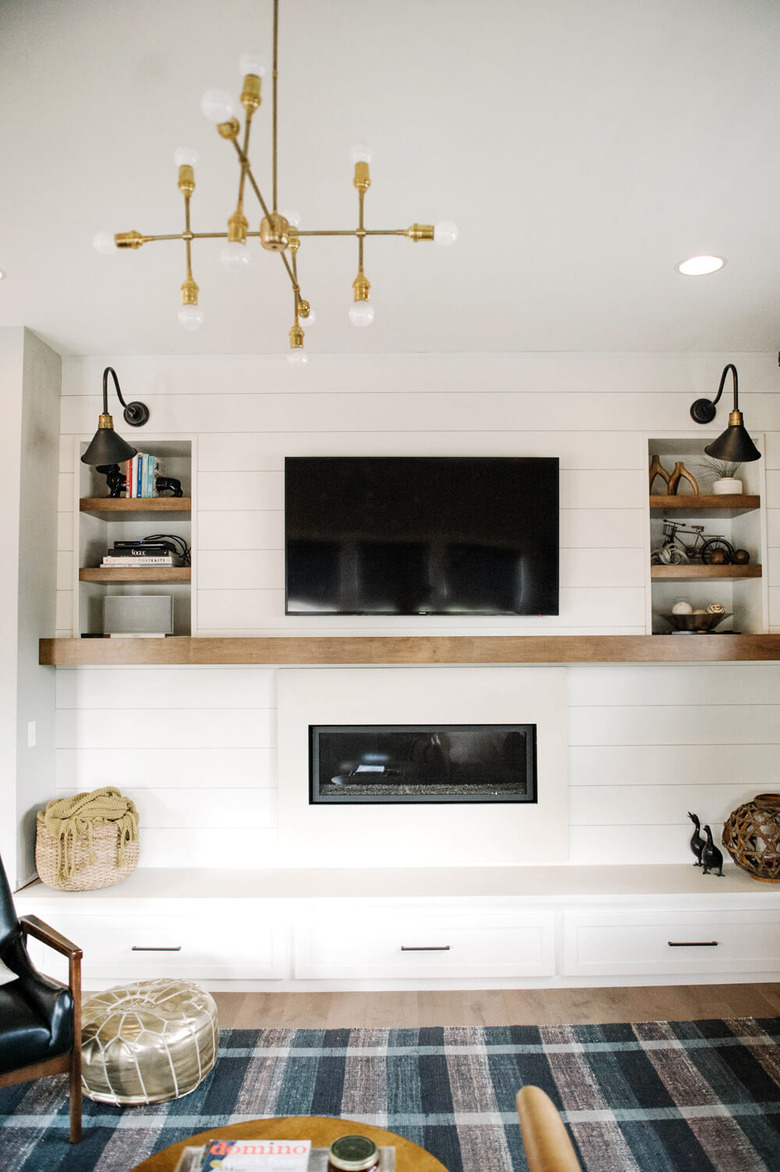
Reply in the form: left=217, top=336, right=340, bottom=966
left=212, top=984, right=780, bottom=1030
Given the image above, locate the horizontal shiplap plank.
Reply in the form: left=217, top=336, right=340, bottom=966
left=569, top=704, right=780, bottom=746
left=57, top=474, right=74, bottom=512
left=570, top=783, right=755, bottom=827
left=559, top=510, right=644, bottom=549
left=567, top=664, right=780, bottom=707
left=137, top=828, right=279, bottom=868
left=196, top=587, right=647, bottom=631
left=127, top=787, right=277, bottom=830
left=199, top=471, right=283, bottom=512
left=55, top=591, right=73, bottom=633
left=56, top=551, right=73, bottom=592
left=766, top=509, right=780, bottom=546
left=55, top=667, right=275, bottom=710
left=58, top=512, right=74, bottom=552
left=570, top=743, right=780, bottom=787
left=559, top=548, right=646, bottom=589
left=58, top=390, right=778, bottom=438
left=569, top=824, right=698, bottom=866
left=197, top=431, right=645, bottom=472
left=198, top=511, right=284, bottom=551
left=61, top=352, right=777, bottom=398
left=55, top=708, right=275, bottom=750
left=56, top=747, right=276, bottom=790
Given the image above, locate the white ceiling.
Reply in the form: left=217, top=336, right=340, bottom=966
left=2, top=0, right=780, bottom=359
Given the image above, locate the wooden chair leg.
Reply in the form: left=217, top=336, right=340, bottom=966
left=69, top=1045, right=82, bottom=1143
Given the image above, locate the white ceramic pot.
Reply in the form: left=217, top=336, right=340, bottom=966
left=712, top=477, right=743, bottom=495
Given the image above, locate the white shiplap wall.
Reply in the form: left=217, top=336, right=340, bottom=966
left=53, top=352, right=780, bottom=868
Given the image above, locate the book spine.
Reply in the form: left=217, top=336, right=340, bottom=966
left=126, top=458, right=133, bottom=497
left=137, top=454, right=143, bottom=499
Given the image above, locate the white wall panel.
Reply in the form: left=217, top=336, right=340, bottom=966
left=559, top=548, right=646, bottom=588
left=57, top=512, right=74, bottom=552
left=199, top=470, right=283, bottom=512
left=198, top=550, right=284, bottom=591
left=56, top=551, right=73, bottom=592
left=56, top=747, right=275, bottom=790
left=569, top=825, right=698, bottom=865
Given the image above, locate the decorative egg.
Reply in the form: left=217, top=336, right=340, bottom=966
left=733, top=549, right=750, bottom=564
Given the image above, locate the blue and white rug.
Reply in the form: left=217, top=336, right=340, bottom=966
left=2, top=1020, right=780, bottom=1171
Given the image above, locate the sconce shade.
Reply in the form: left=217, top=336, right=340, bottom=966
left=704, top=411, right=762, bottom=463
left=81, top=417, right=137, bottom=466
left=80, top=367, right=149, bottom=466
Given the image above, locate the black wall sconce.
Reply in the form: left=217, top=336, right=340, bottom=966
left=689, top=363, right=761, bottom=463
left=80, top=367, right=150, bottom=466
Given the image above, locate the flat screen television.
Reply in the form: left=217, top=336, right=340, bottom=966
left=285, top=456, right=559, bottom=616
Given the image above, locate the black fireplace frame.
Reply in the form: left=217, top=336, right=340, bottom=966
left=309, top=723, right=538, bottom=805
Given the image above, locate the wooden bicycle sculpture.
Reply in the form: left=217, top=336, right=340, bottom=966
left=650, top=520, right=734, bottom=565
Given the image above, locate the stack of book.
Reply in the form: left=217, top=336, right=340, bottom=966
left=101, top=542, right=182, bottom=568
left=125, top=453, right=159, bottom=498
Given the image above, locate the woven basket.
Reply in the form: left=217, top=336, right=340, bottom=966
left=36, top=819, right=139, bottom=891
left=722, top=793, right=780, bottom=883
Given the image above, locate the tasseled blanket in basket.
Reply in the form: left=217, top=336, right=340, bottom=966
left=38, top=786, right=139, bottom=882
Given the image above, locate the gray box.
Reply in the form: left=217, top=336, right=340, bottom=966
left=103, top=595, right=174, bottom=636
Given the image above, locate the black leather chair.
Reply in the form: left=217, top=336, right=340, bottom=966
left=0, top=854, right=82, bottom=1142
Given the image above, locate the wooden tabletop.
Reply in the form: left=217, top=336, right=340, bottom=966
left=129, top=1115, right=450, bottom=1172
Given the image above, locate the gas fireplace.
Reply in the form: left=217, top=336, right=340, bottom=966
left=309, top=724, right=537, bottom=804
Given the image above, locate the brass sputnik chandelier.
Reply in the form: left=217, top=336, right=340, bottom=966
left=94, top=0, right=457, bottom=366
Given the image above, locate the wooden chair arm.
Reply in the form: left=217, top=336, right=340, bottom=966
left=20, top=915, right=82, bottom=961
left=516, top=1086, right=583, bottom=1172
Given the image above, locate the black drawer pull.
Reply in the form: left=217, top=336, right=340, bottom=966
left=131, top=945, right=182, bottom=952
left=667, top=941, right=718, bottom=948
left=401, top=945, right=451, bottom=952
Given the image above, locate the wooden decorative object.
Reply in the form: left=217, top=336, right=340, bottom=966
left=667, top=462, right=699, bottom=495
left=722, top=793, right=780, bottom=882
left=648, top=454, right=670, bottom=493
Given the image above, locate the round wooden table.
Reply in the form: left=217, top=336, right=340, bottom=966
left=129, top=1115, right=450, bottom=1172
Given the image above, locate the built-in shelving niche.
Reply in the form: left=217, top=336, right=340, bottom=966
left=646, top=435, right=767, bottom=636
left=75, top=439, right=193, bottom=637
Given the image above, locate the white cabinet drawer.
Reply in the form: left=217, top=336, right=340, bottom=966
left=563, top=909, right=780, bottom=977
left=26, top=912, right=285, bottom=983
left=295, top=908, right=555, bottom=980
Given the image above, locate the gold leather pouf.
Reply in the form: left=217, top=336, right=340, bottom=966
left=81, top=978, right=219, bottom=1105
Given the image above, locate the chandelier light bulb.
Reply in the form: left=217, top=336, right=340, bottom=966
left=349, top=144, right=373, bottom=165
left=301, top=308, right=316, bottom=326
left=174, top=146, right=200, bottom=168
left=239, top=52, right=266, bottom=77
left=93, top=230, right=116, bottom=255
left=220, top=240, right=251, bottom=272
left=434, top=221, right=458, bottom=246
left=349, top=300, right=375, bottom=327
left=282, top=209, right=301, bottom=228
left=288, top=348, right=308, bottom=369
left=177, top=303, right=205, bottom=331
left=201, top=88, right=237, bottom=124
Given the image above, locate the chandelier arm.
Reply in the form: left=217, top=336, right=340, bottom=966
left=272, top=0, right=279, bottom=211
left=294, top=228, right=419, bottom=237
left=231, top=141, right=272, bottom=219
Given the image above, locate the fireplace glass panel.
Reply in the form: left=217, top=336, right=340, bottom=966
left=310, top=724, right=537, bottom=804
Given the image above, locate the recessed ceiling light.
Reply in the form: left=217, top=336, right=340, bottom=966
left=0, top=269, right=6, bottom=280
left=675, top=255, right=726, bottom=276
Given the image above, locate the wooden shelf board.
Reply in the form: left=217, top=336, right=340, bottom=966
left=649, top=494, right=759, bottom=518
left=79, top=567, right=191, bottom=583
left=80, top=497, right=192, bottom=522
left=38, top=634, right=780, bottom=666
left=651, top=564, right=762, bottom=580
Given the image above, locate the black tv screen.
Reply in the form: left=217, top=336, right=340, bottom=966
left=285, top=456, right=559, bottom=616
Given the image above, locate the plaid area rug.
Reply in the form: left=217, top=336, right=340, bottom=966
left=2, top=1020, right=780, bottom=1172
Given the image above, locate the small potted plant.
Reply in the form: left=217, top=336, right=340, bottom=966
left=699, top=457, right=743, bottom=495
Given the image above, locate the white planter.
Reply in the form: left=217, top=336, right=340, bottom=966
left=712, top=477, right=743, bottom=495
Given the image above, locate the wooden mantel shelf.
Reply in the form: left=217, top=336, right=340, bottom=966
left=39, top=634, right=780, bottom=666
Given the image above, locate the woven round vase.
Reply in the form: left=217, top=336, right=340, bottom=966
left=722, top=793, right=780, bottom=882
